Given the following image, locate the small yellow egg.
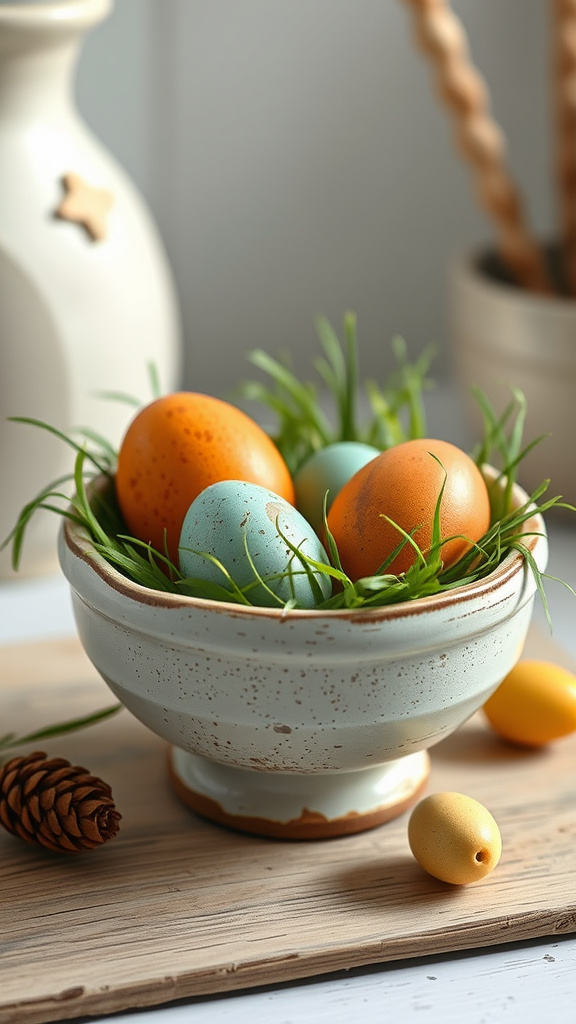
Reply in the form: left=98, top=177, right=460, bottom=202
left=483, top=660, right=576, bottom=747
left=408, top=791, right=502, bottom=885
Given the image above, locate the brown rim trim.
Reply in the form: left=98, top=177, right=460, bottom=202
left=62, top=512, right=544, bottom=623
left=167, top=755, right=430, bottom=841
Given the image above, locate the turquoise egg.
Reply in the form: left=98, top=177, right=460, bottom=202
left=178, top=480, right=332, bottom=608
left=294, top=441, right=380, bottom=534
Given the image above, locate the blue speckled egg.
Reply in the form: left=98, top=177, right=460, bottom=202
left=178, top=480, right=333, bottom=608
left=293, top=441, right=380, bottom=534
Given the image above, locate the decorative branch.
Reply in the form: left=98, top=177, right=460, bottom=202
left=401, top=0, right=554, bottom=293
left=554, top=0, right=576, bottom=293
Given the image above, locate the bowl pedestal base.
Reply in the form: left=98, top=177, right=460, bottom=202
left=168, top=747, right=430, bottom=839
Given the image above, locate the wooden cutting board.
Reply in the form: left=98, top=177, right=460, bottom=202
left=1, top=630, right=575, bottom=1024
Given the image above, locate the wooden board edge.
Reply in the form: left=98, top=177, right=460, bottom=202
left=4, top=908, right=575, bottom=1024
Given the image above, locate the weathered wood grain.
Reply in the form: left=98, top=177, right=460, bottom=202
left=0, top=631, right=574, bottom=1024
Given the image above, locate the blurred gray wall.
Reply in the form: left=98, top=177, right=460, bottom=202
left=75, top=0, right=551, bottom=397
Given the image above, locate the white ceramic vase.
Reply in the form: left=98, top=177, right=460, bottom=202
left=0, top=0, right=182, bottom=578
left=449, top=248, right=576, bottom=508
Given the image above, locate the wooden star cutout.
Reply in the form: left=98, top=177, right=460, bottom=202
left=55, top=172, right=114, bottom=242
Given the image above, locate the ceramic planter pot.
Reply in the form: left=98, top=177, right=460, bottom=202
left=449, top=248, right=576, bottom=507
left=58, top=471, right=547, bottom=840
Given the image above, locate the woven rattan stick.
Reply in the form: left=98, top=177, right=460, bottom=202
left=401, top=0, right=553, bottom=293
left=554, top=0, right=576, bottom=292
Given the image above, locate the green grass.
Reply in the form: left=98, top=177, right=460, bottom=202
left=238, top=313, right=435, bottom=473
left=1, top=314, right=574, bottom=619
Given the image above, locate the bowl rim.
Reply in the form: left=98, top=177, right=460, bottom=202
left=60, top=468, right=547, bottom=624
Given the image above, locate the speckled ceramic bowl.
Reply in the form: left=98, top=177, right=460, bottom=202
left=58, top=472, right=547, bottom=839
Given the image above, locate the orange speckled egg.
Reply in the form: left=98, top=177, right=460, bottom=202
left=115, top=392, right=295, bottom=562
left=326, top=438, right=491, bottom=579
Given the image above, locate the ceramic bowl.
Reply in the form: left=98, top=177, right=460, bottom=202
left=58, top=473, right=547, bottom=839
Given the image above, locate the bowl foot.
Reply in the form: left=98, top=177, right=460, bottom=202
left=168, top=748, right=430, bottom=839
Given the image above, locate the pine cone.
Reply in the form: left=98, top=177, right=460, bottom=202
left=0, top=751, right=121, bottom=853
